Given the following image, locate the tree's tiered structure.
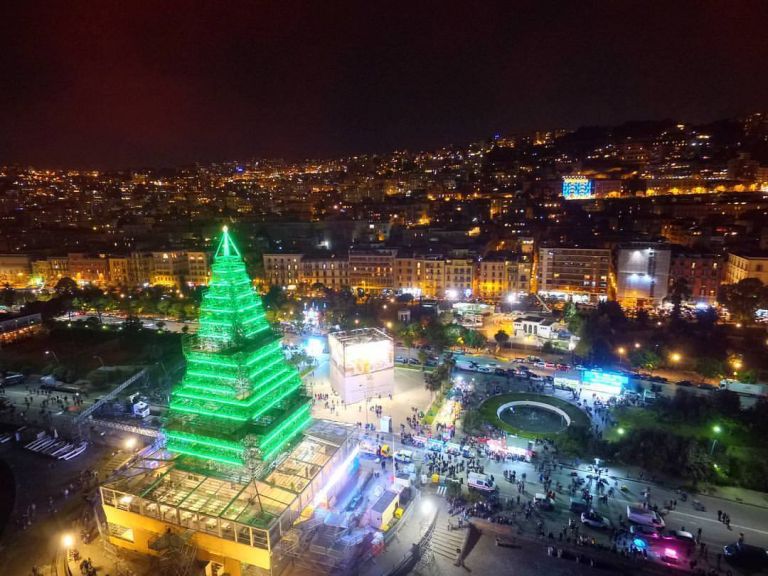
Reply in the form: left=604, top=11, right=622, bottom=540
left=164, top=227, right=311, bottom=471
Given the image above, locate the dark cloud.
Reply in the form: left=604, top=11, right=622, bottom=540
left=0, top=0, right=766, bottom=168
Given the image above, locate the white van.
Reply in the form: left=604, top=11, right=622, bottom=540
left=627, top=504, right=665, bottom=529
left=468, top=472, right=496, bottom=492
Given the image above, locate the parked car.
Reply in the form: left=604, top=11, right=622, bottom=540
left=676, top=380, right=694, bottom=387
left=533, top=493, right=555, bottom=510
left=723, top=543, right=768, bottom=570
left=569, top=498, right=590, bottom=514
left=395, top=356, right=407, bottom=364
left=494, top=368, right=507, bottom=376
left=581, top=511, right=611, bottom=529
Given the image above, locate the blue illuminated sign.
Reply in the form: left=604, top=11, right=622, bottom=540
left=582, top=370, right=627, bottom=395
left=562, top=177, right=593, bottom=200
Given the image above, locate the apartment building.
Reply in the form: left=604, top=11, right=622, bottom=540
left=669, top=251, right=723, bottom=304
left=537, top=247, right=610, bottom=301
left=348, top=248, right=396, bottom=293
left=0, top=255, right=31, bottom=288
left=301, top=254, right=349, bottom=290
left=444, top=258, right=474, bottom=299
left=724, top=253, right=768, bottom=284
left=476, top=253, right=532, bottom=301
left=185, top=252, right=210, bottom=286
left=150, top=252, right=188, bottom=288
left=393, top=255, right=447, bottom=299
left=263, top=253, right=303, bottom=287
left=66, top=253, right=110, bottom=286
left=615, top=243, right=672, bottom=307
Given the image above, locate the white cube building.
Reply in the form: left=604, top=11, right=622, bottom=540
left=328, top=328, right=394, bottom=404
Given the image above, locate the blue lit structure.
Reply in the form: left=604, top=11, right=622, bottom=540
left=562, top=176, right=593, bottom=200
left=582, top=370, right=627, bottom=395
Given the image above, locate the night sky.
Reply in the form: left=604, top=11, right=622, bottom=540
left=1, top=1, right=767, bottom=169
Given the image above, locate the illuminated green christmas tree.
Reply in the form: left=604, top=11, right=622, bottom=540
left=164, top=226, right=311, bottom=471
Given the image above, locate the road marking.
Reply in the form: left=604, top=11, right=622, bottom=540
left=669, top=510, right=768, bottom=536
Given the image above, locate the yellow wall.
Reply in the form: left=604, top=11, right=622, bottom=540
left=103, top=506, right=272, bottom=576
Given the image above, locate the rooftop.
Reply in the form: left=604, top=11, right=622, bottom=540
left=328, top=327, right=392, bottom=345
left=102, top=420, right=354, bottom=530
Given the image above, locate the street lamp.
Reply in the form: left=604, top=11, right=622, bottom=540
left=710, top=424, right=722, bottom=455
left=634, top=342, right=641, bottom=349
left=670, top=352, right=682, bottom=364
left=45, top=350, right=59, bottom=364
left=61, top=533, right=74, bottom=548
left=125, top=437, right=137, bottom=451
left=617, top=427, right=625, bottom=436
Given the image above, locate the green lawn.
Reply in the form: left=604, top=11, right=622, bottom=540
left=478, top=393, right=591, bottom=439
left=607, top=406, right=756, bottom=447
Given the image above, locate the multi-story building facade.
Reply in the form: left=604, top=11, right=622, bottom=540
left=724, top=253, right=768, bottom=284
left=615, top=243, right=672, bottom=308
left=444, top=258, right=474, bottom=299
left=185, top=252, right=210, bottom=286
left=107, top=257, right=131, bottom=287
left=0, top=255, right=31, bottom=288
left=263, top=253, right=303, bottom=288
left=67, top=253, right=109, bottom=286
left=300, top=254, right=349, bottom=290
left=537, top=247, right=611, bottom=301
left=150, top=251, right=188, bottom=288
left=669, top=251, right=723, bottom=304
left=476, top=253, right=532, bottom=301
left=348, top=248, right=396, bottom=294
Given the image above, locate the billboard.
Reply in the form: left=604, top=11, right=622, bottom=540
left=581, top=370, right=627, bottom=395
left=562, top=176, right=593, bottom=200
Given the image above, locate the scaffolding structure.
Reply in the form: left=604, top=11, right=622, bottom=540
left=164, top=227, right=311, bottom=470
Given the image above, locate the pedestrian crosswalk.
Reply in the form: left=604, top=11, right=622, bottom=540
left=437, top=485, right=446, bottom=496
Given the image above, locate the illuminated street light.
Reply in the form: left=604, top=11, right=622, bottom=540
left=125, top=437, right=137, bottom=450
left=617, top=347, right=626, bottom=356
left=45, top=350, right=59, bottom=363
left=420, top=498, right=435, bottom=516
left=61, top=533, right=74, bottom=548
left=670, top=352, right=682, bottom=364
left=617, top=427, right=625, bottom=436
left=710, top=424, right=722, bottom=455
left=634, top=342, right=641, bottom=349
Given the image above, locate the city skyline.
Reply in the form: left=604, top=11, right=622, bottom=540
left=1, top=1, right=768, bottom=168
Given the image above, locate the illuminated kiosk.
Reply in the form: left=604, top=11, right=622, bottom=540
left=328, top=328, right=394, bottom=404
left=100, top=228, right=356, bottom=576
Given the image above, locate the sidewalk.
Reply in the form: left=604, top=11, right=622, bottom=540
left=358, top=490, right=438, bottom=576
